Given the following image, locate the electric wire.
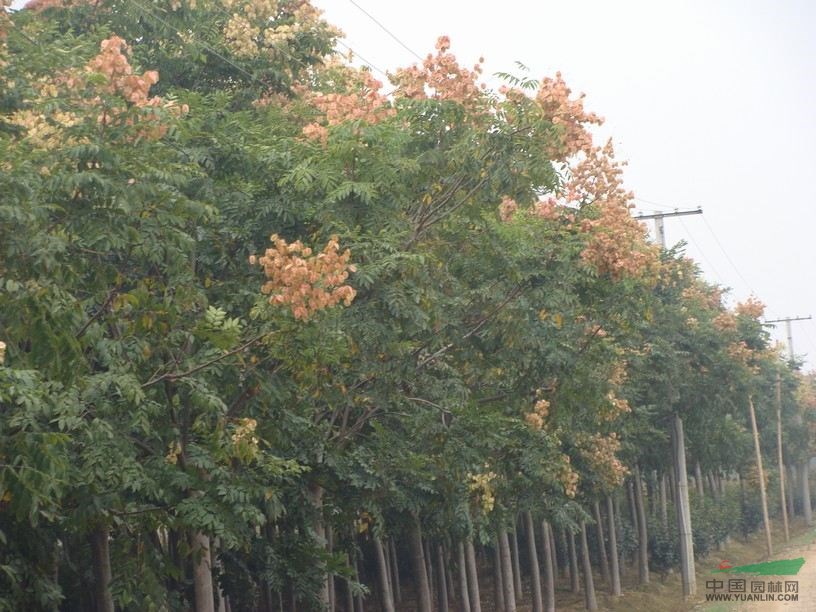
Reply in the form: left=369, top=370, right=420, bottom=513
left=346, top=0, right=424, bottom=62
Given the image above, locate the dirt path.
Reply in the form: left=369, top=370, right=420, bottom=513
left=728, top=534, right=816, bottom=611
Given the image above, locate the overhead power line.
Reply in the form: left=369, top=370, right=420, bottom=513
left=334, top=38, right=390, bottom=80
left=700, top=215, right=759, bottom=300
left=347, top=0, right=425, bottom=62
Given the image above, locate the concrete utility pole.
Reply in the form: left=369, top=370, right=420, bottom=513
left=764, top=315, right=812, bottom=362
left=634, top=207, right=703, bottom=249
left=764, top=315, right=814, bottom=526
left=634, top=206, right=702, bottom=598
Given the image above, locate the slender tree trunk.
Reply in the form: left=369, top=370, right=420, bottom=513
left=748, top=396, right=774, bottom=557
left=802, top=460, right=813, bottom=525
left=524, top=512, right=544, bottom=612
left=389, top=539, right=401, bottom=604
left=579, top=523, right=598, bottom=612
left=510, top=527, right=522, bottom=602
left=788, top=465, right=797, bottom=518
left=541, top=522, right=556, bottom=612
left=344, top=552, right=354, bottom=612
left=307, top=484, right=331, bottom=608
left=559, top=528, right=569, bottom=580
left=352, top=553, right=364, bottom=612
left=192, top=531, right=215, bottom=612
left=465, top=540, right=482, bottom=612
left=634, top=466, right=650, bottom=584
left=90, top=524, right=114, bottom=612
left=606, top=495, right=621, bottom=596
left=672, top=413, right=696, bottom=597
left=374, top=537, right=396, bottom=612
left=592, top=500, right=610, bottom=584
left=425, top=538, right=435, bottom=609
left=444, top=544, right=455, bottom=608
left=694, top=461, right=705, bottom=497
left=436, top=544, right=450, bottom=612
left=567, top=530, right=580, bottom=594
left=659, top=472, right=669, bottom=529
left=493, top=540, right=506, bottom=612
left=776, top=375, right=790, bottom=542
left=410, top=520, right=433, bottom=612
left=326, top=527, right=335, bottom=612
left=498, top=528, right=517, bottom=612
left=457, top=542, right=471, bottom=612
left=627, top=479, right=639, bottom=535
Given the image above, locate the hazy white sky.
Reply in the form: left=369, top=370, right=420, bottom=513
left=316, top=0, right=816, bottom=368
left=8, top=0, right=816, bottom=367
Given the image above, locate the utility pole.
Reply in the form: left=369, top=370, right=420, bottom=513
left=764, top=315, right=812, bottom=362
left=764, top=315, right=814, bottom=526
left=634, top=207, right=703, bottom=249
left=634, top=205, right=702, bottom=597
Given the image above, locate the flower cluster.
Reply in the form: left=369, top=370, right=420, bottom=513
left=467, top=470, right=497, bottom=514
left=569, top=142, right=657, bottom=279
left=597, top=391, right=630, bottom=422
left=557, top=454, right=579, bottom=498
left=250, top=234, right=357, bottom=320
left=535, top=72, right=603, bottom=160
left=498, top=195, right=518, bottom=222
left=727, top=340, right=759, bottom=373
left=301, top=69, right=394, bottom=143
left=525, top=397, right=550, bottom=430
left=222, top=0, right=340, bottom=59
left=10, top=35, right=186, bottom=145
left=231, top=417, right=260, bottom=461
left=391, top=36, right=485, bottom=106
left=735, top=297, right=765, bottom=320
left=712, top=312, right=737, bottom=331
left=0, top=340, right=6, bottom=364
left=577, top=432, right=627, bottom=488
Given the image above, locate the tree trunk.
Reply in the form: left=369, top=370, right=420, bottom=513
left=425, top=538, right=435, bottom=609
left=457, top=542, right=471, bottom=612
left=606, top=495, right=621, bottom=596
left=672, top=413, right=696, bottom=597
left=559, top=528, right=569, bottom=580
left=326, top=527, right=335, bottom=612
left=389, top=539, right=401, bottom=604
left=90, top=524, right=114, bottom=612
left=592, top=500, right=610, bottom=584
left=192, top=531, right=215, bottom=612
left=352, top=553, right=364, bottom=612
left=307, top=484, right=331, bottom=608
left=659, top=472, right=669, bottom=529
left=436, top=544, right=449, bottom=612
left=493, top=540, right=506, bottom=612
left=694, top=461, right=705, bottom=497
left=567, top=530, right=580, bottom=594
left=498, top=528, right=517, bottom=612
left=579, top=523, right=598, bottom=612
left=748, top=396, right=774, bottom=557
left=776, top=375, right=790, bottom=542
left=410, top=520, right=433, bottom=612
left=444, top=544, right=455, bottom=608
left=344, top=552, right=354, bottom=612
left=788, top=465, right=797, bottom=518
left=802, top=460, right=813, bottom=525
left=374, top=536, right=395, bottom=612
left=510, top=527, right=522, bottom=602
left=465, top=540, right=482, bottom=612
left=634, top=466, right=650, bottom=584
left=627, top=479, right=639, bottom=536
left=524, top=512, right=544, bottom=612
left=541, top=522, right=556, bottom=612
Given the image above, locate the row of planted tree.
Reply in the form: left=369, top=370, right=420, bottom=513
left=1, top=1, right=815, bottom=611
